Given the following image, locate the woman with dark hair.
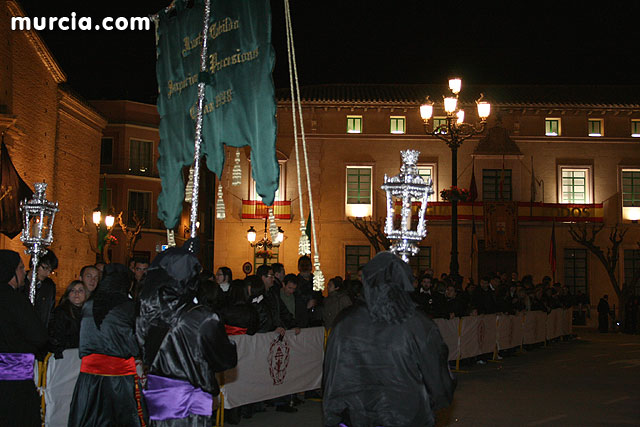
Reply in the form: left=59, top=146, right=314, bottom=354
left=247, top=274, right=275, bottom=333
left=220, top=279, right=259, bottom=336
left=49, top=280, right=88, bottom=359
left=215, top=266, right=233, bottom=308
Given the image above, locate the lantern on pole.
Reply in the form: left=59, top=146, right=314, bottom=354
left=381, top=150, right=433, bottom=263
left=19, top=182, right=58, bottom=304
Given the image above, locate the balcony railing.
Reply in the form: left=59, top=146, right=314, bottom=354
left=393, top=201, right=604, bottom=223
left=242, top=200, right=291, bottom=220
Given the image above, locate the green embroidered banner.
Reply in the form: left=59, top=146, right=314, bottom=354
left=155, top=0, right=278, bottom=229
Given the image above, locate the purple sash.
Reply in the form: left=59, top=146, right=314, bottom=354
left=0, top=353, right=35, bottom=381
left=143, top=374, right=213, bottom=420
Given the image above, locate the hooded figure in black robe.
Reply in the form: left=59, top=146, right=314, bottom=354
left=0, top=250, right=48, bottom=426
left=323, top=251, right=456, bottom=427
left=68, top=263, right=142, bottom=427
left=137, top=238, right=237, bottom=426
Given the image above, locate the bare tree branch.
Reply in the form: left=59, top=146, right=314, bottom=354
left=117, top=211, right=145, bottom=261
left=347, top=217, right=391, bottom=253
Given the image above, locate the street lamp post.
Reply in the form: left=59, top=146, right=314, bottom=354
left=419, top=78, right=490, bottom=284
left=247, top=216, right=284, bottom=265
left=92, top=207, right=115, bottom=261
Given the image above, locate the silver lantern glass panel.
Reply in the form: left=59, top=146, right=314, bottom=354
left=19, top=182, right=59, bottom=304
left=381, top=150, right=433, bottom=263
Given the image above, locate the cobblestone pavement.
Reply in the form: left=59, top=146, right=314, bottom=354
left=228, top=328, right=640, bottom=426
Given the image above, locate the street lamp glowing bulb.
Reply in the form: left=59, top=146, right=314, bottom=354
left=105, top=214, right=115, bottom=229
left=246, top=226, right=257, bottom=243
left=449, top=78, right=462, bottom=94
left=456, top=110, right=465, bottom=124
left=444, top=97, right=458, bottom=114
left=477, top=101, right=491, bottom=119
left=92, top=210, right=101, bottom=226
left=420, top=103, right=433, bottom=121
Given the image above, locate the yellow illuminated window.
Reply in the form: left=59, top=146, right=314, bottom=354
left=588, top=119, right=603, bottom=137
left=631, top=120, right=640, bottom=137
left=347, top=116, right=362, bottom=134
left=390, top=116, right=406, bottom=134
left=433, top=117, right=448, bottom=134
left=545, top=118, right=561, bottom=136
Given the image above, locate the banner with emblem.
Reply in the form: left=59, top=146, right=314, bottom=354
left=459, top=315, right=497, bottom=358
left=221, top=327, right=324, bottom=409
left=155, top=0, right=278, bottom=228
left=496, top=313, right=524, bottom=350
left=483, top=202, right=518, bottom=251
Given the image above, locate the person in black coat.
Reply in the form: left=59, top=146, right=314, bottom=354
left=472, top=276, right=498, bottom=314
left=21, top=249, right=58, bottom=330
left=219, top=279, right=259, bottom=335
left=0, top=250, right=48, bottom=426
left=137, top=238, right=237, bottom=426
left=323, top=252, right=455, bottom=427
left=598, top=294, right=610, bottom=333
left=68, top=263, right=142, bottom=427
left=48, top=280, right=88, bottom=359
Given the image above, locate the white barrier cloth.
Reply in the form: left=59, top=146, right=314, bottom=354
left=433, top=318, right=460, bottom=361
left=44, top=349, right=81, bottom=427
left=222, top=327, right=324, bottom=409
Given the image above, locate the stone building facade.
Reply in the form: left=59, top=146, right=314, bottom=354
left=0, top=0, right=106, bottom=296
left=214, top=83, right=640, bottom=322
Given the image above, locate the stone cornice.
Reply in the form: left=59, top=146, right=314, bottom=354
left=7, top=1, right=66, bottom=84
left=58, top=89, right=107, bottom=132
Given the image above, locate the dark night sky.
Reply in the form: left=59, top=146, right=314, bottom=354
left=16, top=1, right=640, bottom=104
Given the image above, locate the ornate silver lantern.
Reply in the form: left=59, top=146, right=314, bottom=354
left=381, top=150, right=433, bottom=263
left=19, top=182, right=59, bottom=304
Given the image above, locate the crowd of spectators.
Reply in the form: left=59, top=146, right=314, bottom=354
left=411, top=270, right=578, bottom=320
left=6, top=248, right=602, bottom=425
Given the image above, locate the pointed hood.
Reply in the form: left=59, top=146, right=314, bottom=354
left=361, top=251, right=416, bottom=324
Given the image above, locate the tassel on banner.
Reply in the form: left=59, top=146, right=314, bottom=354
left=216, top=183, right=226, bottom=220
left=166, top=229, right=176, bottom=247
left=232, top=149, right=242, bottom=186
left=298, top=220, right=311, bottom=255
left=312, top=255, right=325, bottom=291
left=184, top=165, right=195, bottom=203
left=268, top=207, right=278, bottom=241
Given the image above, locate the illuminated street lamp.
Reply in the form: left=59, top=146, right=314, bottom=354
left=419, top=78, right=490, bottom=283
left=247, top=217, right=283, bottom=263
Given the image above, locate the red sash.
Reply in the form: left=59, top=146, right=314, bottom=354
left=80, top=353, right=136, bottom=376
left=224, top=325, right=248, bottom=335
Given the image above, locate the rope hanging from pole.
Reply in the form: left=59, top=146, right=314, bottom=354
left=284, top=0, right=324, bottom=290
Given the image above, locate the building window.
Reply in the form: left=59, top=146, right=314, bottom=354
left=254, top=248, right=279, bottom=272
left=347, top=115, right=362, bottom=134
left=631, top=120, right=640, bottom=138
left=622, top=169, right=640, bottom=207
left=545, top=118, right=561, bottom=136
left=482, top=169, right=512, bottom=201
left=624, top=249, right=640, bottom=296
left=409, top=246, right=431, bottom=277
left=346, top=166, right=372, bottom=217
left=345, top=245, right=371, bottom=279
left=127, top=191, right=151, bottom=227
left=433, top=117, right=448, bottom=134
left=100, top=137, right=113, bottom=165
left=560, top=168, right=590, bottom=203
left=129, top=139, right=153, bottom=176
left=250, top=161, right=286, bottom=202
left=564, top=248, right=587, bottom=296
left=588, top=119, right=603, bottom=137
left=417, top=164, right=437, bottom=201
left=390, top=116, right=406, bottom=134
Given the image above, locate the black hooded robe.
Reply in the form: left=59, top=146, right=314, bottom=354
left=68, top=264, right=142, bottom=427
left=137, top=239, right=237, bottom=426
left=0, top=250, right=48, bottom=426
left=323, top=252, right=456, bottom=427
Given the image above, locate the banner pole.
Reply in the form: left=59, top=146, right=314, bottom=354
left=189, top=0, right=212, bottom=245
